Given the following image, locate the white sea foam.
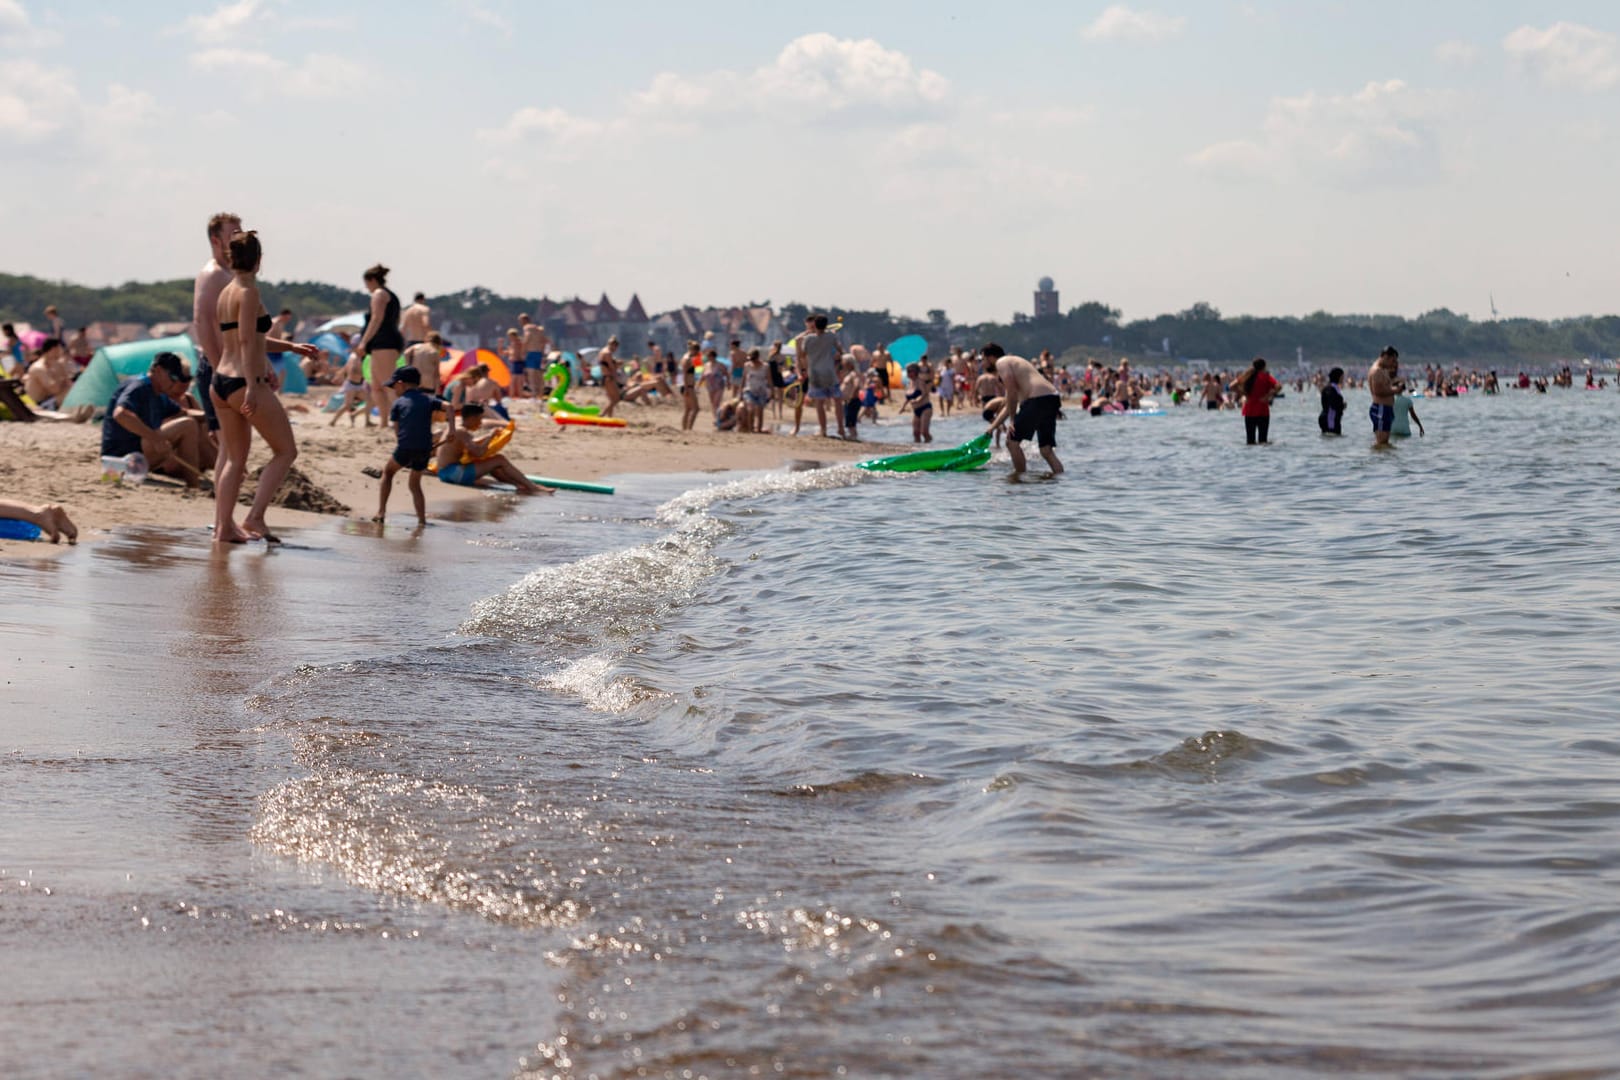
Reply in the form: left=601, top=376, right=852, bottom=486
left=462, top=465, right=861, bottom=648
left=540, top=652, right=664, bottom=713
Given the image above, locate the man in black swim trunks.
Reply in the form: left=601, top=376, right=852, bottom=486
left=981, top=343, right=1064, bottom=476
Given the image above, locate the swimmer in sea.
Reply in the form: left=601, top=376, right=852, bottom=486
left=981, top=343, right=1064, bottom=477
left=1392, top=382, right=1424, bottom=438
left=1368, top=345, right=1399, bottom=448
left=1318, top=367, right=1346, bottom=435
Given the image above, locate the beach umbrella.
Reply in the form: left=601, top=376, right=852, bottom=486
left=317, top=312, right=366, bottom=332
left=889, top=334, right=928, bottom=367
left=18, top=329, right=46, bottom=351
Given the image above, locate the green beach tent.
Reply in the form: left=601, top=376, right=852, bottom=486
left=62, top=334, right=200, bottom=412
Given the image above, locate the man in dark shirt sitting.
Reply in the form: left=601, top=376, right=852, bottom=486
left=101, top=352, right=214, bottom=488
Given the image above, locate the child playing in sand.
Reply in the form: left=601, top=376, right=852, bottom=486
left=435, top=404, right=551, bottom=495
left=374, top=367, right=438, bottom=525
left=329, top=350, right=372, bottom=427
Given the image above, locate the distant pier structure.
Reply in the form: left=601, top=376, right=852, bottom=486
left=1034, top=276, right=1060, bottom=319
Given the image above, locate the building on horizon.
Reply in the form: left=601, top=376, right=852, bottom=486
left=1034, top=276, right=1059, bottom=319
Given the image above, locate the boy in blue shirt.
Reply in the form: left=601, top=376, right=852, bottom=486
left=374, top=366, right=439, bottom=524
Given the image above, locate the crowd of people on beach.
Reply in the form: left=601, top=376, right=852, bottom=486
left=1, top=208, right=1611, bottom=547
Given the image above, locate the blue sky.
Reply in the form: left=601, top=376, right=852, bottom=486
left=2, top=0, right=1616, bottom=323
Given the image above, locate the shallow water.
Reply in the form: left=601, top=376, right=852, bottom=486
left=4, top=387, right=1620, bottom=1078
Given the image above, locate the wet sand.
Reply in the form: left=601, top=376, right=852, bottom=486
left=0, top=387, right=878, bottom=550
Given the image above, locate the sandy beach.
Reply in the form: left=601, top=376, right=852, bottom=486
left=0, top=387, right=880, bottom=551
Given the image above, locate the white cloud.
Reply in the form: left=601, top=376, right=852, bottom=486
left=477, top=32, right=951, bottom=166
left=0, top=0, right=58, bottom=49
left=457, top=1, right=511, bottom=38
left=178, top=0, right=270, bottom=45
left=0, top=59, right=79, bottom=141
left=1503, top=22, right=1620, bottom=93
left=1433, top=40, right=1478, bottom=66
left=477, top=105, right=611, bottom=149
left=1189, top=78, right=1451, bottom=186
left=1081, top=5, right=1186, bottom=43
left=630, top=33, right=949, bottom=124
left=189, top=48, right=368, bottom=99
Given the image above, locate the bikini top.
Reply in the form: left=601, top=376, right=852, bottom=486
left=220, top=312, right=274, bottom=334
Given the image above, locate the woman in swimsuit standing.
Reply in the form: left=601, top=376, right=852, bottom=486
left=213, top=230, right=298, bottom=544
left=599, top=336, right=623, bottom=418
left=355, top=263, right=405, bottom=430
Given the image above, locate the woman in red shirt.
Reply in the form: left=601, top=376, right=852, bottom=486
left=1231, top=357, right=1280, bottom=445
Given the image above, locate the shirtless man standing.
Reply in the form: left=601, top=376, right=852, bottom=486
left=1368, top=345, right=1399, bottom=448
left=982, top=343, right=1065, bottom=476
left=192, top=213, right=239, bottom=438
left=400, top=292, right=431, bottom=347
left=403, top=331, right=444, bottom=394
left=193, top=213, right=317, bottom=433
left=518, top=314, right=550, bottom=401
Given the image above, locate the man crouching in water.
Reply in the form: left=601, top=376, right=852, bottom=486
left=981, top=343, right=1064, bottom=477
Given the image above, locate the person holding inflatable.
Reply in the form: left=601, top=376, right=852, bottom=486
left=435, top=404, right=551, bottom=495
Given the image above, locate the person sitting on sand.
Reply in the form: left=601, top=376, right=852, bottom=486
left=713, top=393, right=743, bottom=432
left=0, top=498, right=77, bottom=544
left=435, top=404, right=550, bottom=495
left=375, top=366, right=438, bottom=525
left=453, top=362, right=508, bottom=421
left=24, top=338, right=75, bottom=409
left=101, top=352, right=215, bottom=488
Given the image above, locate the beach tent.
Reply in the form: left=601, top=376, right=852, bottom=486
left=309, top=331, right=351, bottom=360
left=317, top=312, right=366, bottom=332
left=443, top=347, right=512, bottom=388
left=62, top=334, right=199, bottom=411
left=270, top=353, right=309, bottom=394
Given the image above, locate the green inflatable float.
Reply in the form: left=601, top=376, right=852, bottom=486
left=857, top=433, right=992, bottom=473
left=543, top=361, right=600, bottom=416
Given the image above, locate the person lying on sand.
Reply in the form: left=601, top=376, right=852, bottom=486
left=0, top=499, right=77, bottom=544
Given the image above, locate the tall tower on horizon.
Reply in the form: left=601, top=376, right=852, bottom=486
left=1034, top=276, right=1059, bottom=319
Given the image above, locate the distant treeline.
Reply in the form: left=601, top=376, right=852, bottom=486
left=3, top=271, right=1615, bottom=364
left=794, top=300, right=1620, bottom=367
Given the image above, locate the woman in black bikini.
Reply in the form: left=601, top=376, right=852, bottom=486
left=356, top=262, right=405, bottom=429
left=212, top=230, right=298, bottom=544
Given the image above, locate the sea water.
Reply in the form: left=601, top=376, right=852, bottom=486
left=3, top=387, right=1618, bottom=1078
